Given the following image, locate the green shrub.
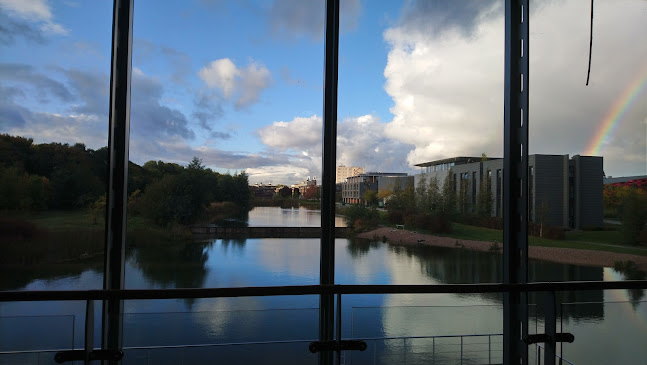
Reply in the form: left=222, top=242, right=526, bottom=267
left=619, top=188, right=647, bottom=245
left=387, top=210, right=404, bottom=225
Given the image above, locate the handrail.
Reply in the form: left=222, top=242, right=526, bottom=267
left=0, top=333, right=503, bottom=355
left=1, top=280, right=645, bottom=302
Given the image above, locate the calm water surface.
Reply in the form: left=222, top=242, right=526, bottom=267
left=1, top=207, right=645, bottom=364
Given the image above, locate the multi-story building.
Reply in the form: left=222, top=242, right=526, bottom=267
left=414, top=154, right=603, bottom=228
left=342, top=172, right=411, bottom=205
left=336, top=166, right=365, bottom=184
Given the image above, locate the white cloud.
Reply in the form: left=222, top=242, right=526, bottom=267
left=381, top=0, right=647, bottom=176
left=237, top=62, right=272, bottom=108
left=383, top=11, right=504, bottom=166
left=0, top=0, right=50, bottom=19
left=254, top=113, right=413, bottom=184
left=258, top=114, right=321, bottom=152
left=198, top=58, right=272, bottom=108
left=199, top=58, right=239, bottom=98
left=0, top=0, right=68, bottom=35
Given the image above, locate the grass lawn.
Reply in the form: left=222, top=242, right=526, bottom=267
left=564, top=228, right=623, bottom=245
left=9, top=210, right=187, bottom=241
left=445, top=223, right=647, bottom=257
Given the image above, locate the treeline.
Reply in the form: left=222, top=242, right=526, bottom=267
left=0, top=134, right=251, bottom=225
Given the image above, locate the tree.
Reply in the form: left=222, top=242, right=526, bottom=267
left=440, top=172, right=457, bottom=215
left=415, top=175, right=429, bottom=212
left=458, top=174, right=470, bottom=214
left=476, top=178, right=493, bottom=217
left=427, top=176, right=441, bottom=212
left=303, top=185, right=320, bottom=200
left=536, top=197, right=550, bottom=238
left=362, top=190, right=378, bottom=206
left=187, top=156, right=205, bottom=171
left=619, top=188, right=647, bottom=244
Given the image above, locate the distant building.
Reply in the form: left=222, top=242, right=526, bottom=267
left=336, top=166, right=365, bottom=184
left=342, top=172, right=411, bottom=205
left=291, top=177, right=317, bottom=199
left=414, top=154, right=603, bottom=229
left=250, top=183, right=278, bottom=199
left=604, top=175, right=647, bottom=187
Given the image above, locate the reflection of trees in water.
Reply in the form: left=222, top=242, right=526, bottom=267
left=351, top=240, right=609, bottom=321
left=0, top=259, right=103, bottom=290
left=346, top=239, right=380, bottom=258
left=613, top=262, right=646, bottom=307
left=219, top=238, right=247, bottom=255
left=213, top=212, right=250, bottom=228
left=130, top=242, right=213, bottom=307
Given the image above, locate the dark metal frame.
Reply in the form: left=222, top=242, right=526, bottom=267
left=2, top=1, right=645, bottom=365
left=320, top=0, right=340, bottom=364
left=103, top=0, right=133, bottom=361
left=503, top=1, right=530, bottom=364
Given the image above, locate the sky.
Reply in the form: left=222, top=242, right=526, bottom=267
left=1, top=0, right=646, bottom=185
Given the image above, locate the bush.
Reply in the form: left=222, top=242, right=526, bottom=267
left=387, top=210, right=404, bottom=225
left=428, top=213, right=453, bottom=234
left=528, top=222, right=565, bottom=240
left=403, top=212, right=453, bottom=234
left=454, top=214, right=502, bottom=230
left=340, top=205, right=379, bottom=231
left=619, top=188, right=647, bottom=244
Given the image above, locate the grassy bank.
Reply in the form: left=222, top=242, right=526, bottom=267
left=440, top=223, right=647, bottom=257
left=1, top=210, right=192, bottom=265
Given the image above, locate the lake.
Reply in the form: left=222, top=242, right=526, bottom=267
left=1, top=207, right=645, bottom=364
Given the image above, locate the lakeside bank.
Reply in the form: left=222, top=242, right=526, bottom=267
left=357, top=226, right=647, bottom=270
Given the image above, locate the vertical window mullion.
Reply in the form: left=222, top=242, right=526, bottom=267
left=102, top=0, right=133, bottom=355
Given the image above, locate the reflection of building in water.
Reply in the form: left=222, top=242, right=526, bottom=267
left=396, top=245, right=605, bottom=320
left=529, top=260, right=604, bottom=320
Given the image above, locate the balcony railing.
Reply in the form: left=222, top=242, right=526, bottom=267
left=1, top=281, right=646, bottom=364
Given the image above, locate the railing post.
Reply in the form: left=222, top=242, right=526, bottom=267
left=460, top=336, right=463, bottom=364
left=84, top=299, right=94, bottom=365
left=320, top=0, right=340, bottom=364
left=543, top=291, right=557, bottom=365
left=488, top=335, right=491, bottom=364
left=403, top=337, right=406, bottom=364
left=336, top=293, right=342, bottom=365
left=432, top=337, right=435, bottom=364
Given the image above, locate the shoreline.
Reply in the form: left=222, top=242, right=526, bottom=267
left=356, top=226, right=647, bottom=270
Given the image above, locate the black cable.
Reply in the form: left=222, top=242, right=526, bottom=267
left=586, top=0, right=594, bottom=85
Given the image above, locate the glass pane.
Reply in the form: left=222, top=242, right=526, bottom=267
left=0, top=0, right=111, bottom=359
left=0, top=0, right=111, bottom=290
left=557, top=297, right=647, bottom=364
left=528, top=0, right=647, bottom=278
left=350, top=304, right=503, bottom=365
left=125, top=0, right=325, bottom=358
left=337, top=0, right=507, bottom=286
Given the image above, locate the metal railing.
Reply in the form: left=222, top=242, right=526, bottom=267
left=1, top=280, right=646, bottom=364
left=535, top=344, right=575, bottom=365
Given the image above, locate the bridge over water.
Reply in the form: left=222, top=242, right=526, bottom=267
left=191, top=226, right=350, bottom=238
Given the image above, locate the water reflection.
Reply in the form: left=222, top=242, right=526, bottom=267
left=219, top=206, right=347, bottom=227
left=351, top=239, right=613, bottom=320
left=2, top=207, right=645, bottom=363
left=129, top=242, right=212, bottom=307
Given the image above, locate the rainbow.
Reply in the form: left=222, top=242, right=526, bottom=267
left=585, top=64, right=647, bottom=155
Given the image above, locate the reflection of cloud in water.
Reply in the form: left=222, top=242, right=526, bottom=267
left=254, top=238, right=319, bottom=281
left=192, top=298, right=318, bottom=343
left=378, top=246, right=502, bottom=341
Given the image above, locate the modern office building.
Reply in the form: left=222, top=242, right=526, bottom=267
left=335, top=166, right=365, bottom=184
left=414, top=154, right=603, bottom=228
left=341, top=172, right=411, bottom=205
